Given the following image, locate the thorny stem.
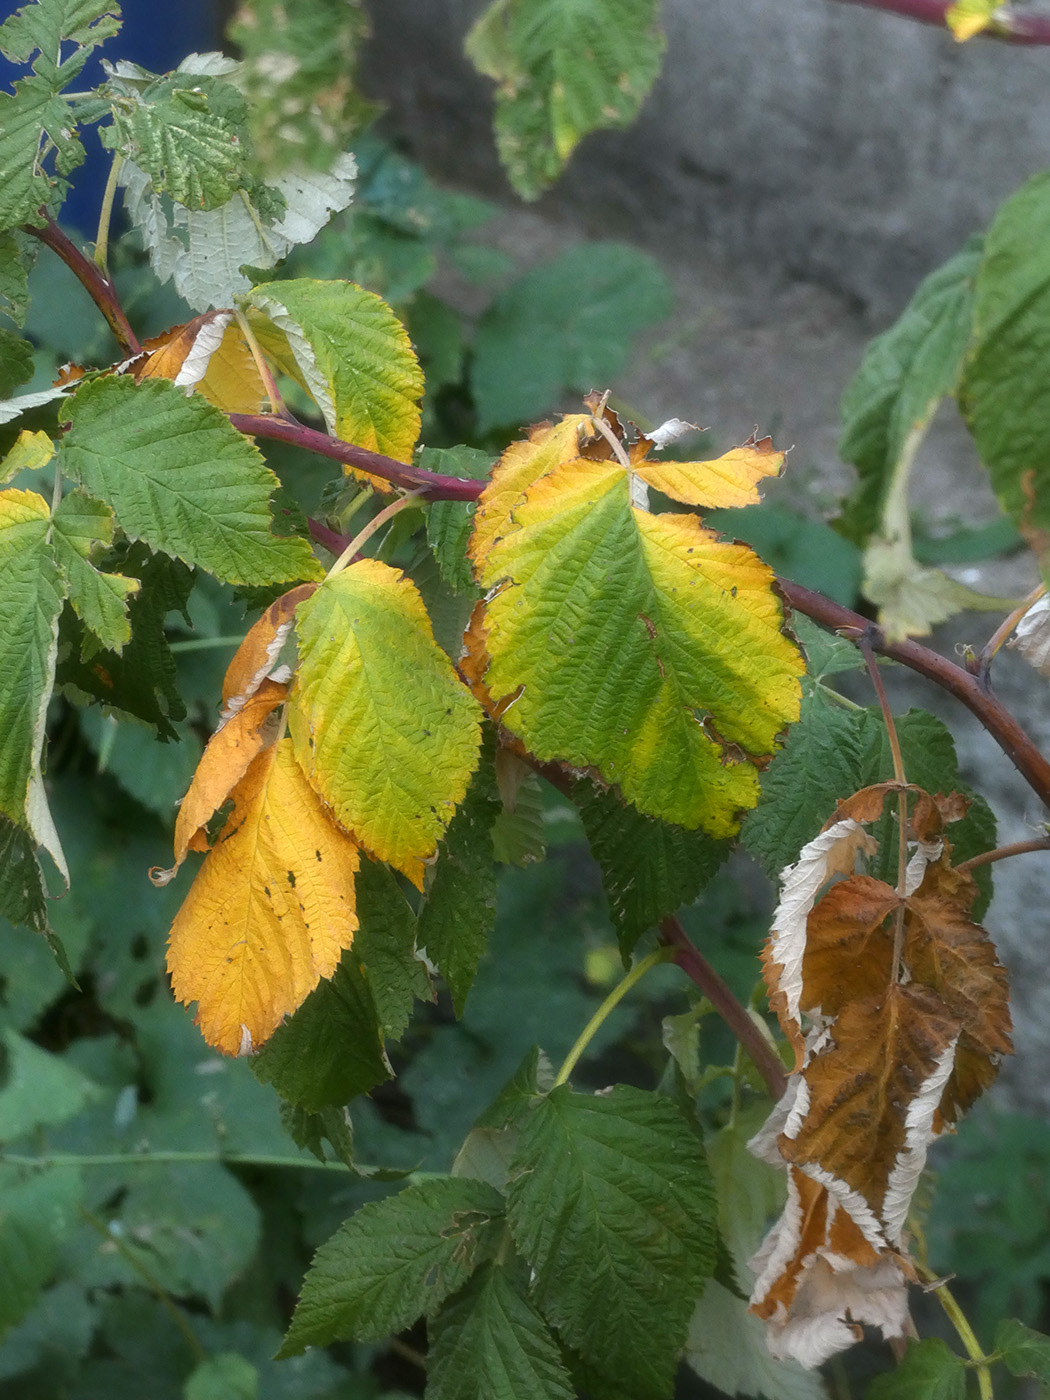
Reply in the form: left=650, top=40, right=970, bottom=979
left=23, top=215, right=142, bottom=356
left=553, top=947, right=675, bottom=1087
left=956, top=835, right=1050, bottom=872
left=779, top=581, right=1050, bottom=813
left=327, top=489, right=426, bottom=578
left=975, top=582, right=1046, bottom=682
left=659, top=916, right=788, bottom=1100
left=858, top=637, right=910, bottom=977
left=79, top=1204, right=207, bottom=1363
left=916, top=1263, right=994, bottom=1400
left=831, top=0, right=1050, bottom=43
left=93, top=152, right=123, bottom=279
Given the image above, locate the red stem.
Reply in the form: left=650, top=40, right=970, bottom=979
left=24, top=216, right=142, bottom=356
left=830, top=0, right=1050, bottom=42
left=780, top=580, right=1050, bottom=811
left=229, top=414, right=484, bottom=501
left=659, top=916, right=787, bottom=1100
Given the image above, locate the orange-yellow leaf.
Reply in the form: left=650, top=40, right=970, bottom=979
left=633, top=434, right=784, bottom=509
left=160, top=677, right=288, bottom=876
left=166, top=739, right=359, bottom=1056
left=137, top=312, right=268, bottom=415
left=221, top=582, right=318, bottom=718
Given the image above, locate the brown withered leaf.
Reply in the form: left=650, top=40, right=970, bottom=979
left=799, top=874, right=898, bottom=1022
left=781, top=983, right=960, bottom=1250
left=903, top=857, right=1012, bottom=1122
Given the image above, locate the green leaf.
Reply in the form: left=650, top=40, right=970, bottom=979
left=994, top=1318, right=1050, bottom=1382
left=471, top=243, right=671, bottom=431
left=228, top=0, right=374, bottom=173
left=686, top=1282, right=828, bottom=1400
left=0, top=815, right=52, bottom=935
left=429, top=1260, right=575, bottom=1400
left=839, top=236, right=981, bottom=542
left=51, top=489, right=139, bottom=652
left=491, top=768, right=546, bottom=867
left=56, top=545, right=192, bottom=738
left=453, top=1047, right=554, bottom=1192
left=0, top=327, right=33, bottom=398
left=289, top=558, right=482, bottom=880
left=506, top=1084, right=718, bottom=1400
left=252, top=950, right=391, bottom=1113
left=0, top=230, right=35, bottom=326
left=0, top=1163, right=83, bottom=1337
left=423, top=445, right=492, bottom=595
left=247, top=279, right=423, bottom=461
left=107, top=74, right=251, bottom=211
left=353, top=857, right=430, bottom=1041
left=184, top=1353, right=259, bottom=1400
left=280, top=1176, right=506, bottom=1354
left=0, top=0, right=120, bottom=85
left=962, top=174, right=1050, bottom=580
left=574, top=779, right=727, bottom=959
left=866, top=1339, right=967, bottom=1400
left=417, top=748, right=501, bottom=1017
left=0, top=1027, right=97, bottom=1139
left=0, top=78, right=82, bottom=232
left=280, top=1101, right=358, bottom=1169
left=0, top=488, right=67, bottom=877
left=59, top=376, right=322, bottom=585
left=466, top=0, right=665, bottom=200
left=742, top=685, right=868, bottom=879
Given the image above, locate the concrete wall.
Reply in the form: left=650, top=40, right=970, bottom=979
left=363, top=0, right=1050, bottom=319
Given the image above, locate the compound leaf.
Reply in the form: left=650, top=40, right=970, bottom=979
left=280, top=1176, right=505, bottom=1353
left=59, top=375, right=322, bottom=586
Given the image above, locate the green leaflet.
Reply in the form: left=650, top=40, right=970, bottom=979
left=744, top=696, right=996, bottom=912
left=184, top=1354, right=259, bottom=1400
left=477, top=458, right=803, bottom=836
left=58, top=376, right=322, bottom=586
left=0, top=1163, right=84, bottom=1337
left=289, top=558, right=482, bottom=880
left=466, top=0, right=665, bottom=200
left=0, top=816, right=53, bottom=936
left=0, top=0, right=121, bottom=86
left=574, top=779, right=728, bottom=959
left=506, top=1084, right=717, bottom=1400
left=428, top=1261, right=575, bottom=1400
left=839, top=236, right=981, bottom=543
left=994, top=1319, right=1050, bottom=1383
left=962, top=174, right=1050, bottom=581
left=247, top=279, right=423, bottom=461
left=471, top=243, right=672, bottom=432
left=0, top=328, right=33, bottom=398
left=228, top=0, right=375, bottom=173
left=423, top=445, right=493, bottom=595
left=417, top=748, right=501, bottom=1017
left=353, top=857, right=430, bottom=1041
left=0, top=489, right=66, bottom=877
left=0, top=230, right=35, bottom=326
left=50, top=489, right=139, bottom=653
left=105, top=73, right=251, bottom=211
left=279, top=1176, right=506, bottom=1354
left=866, top=1339, right=967, bottom=1400
left=252, top=950, right=390, bottom=1114
left=0, top=1027, right=97, bottom=1140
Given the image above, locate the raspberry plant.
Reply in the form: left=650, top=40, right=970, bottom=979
left=2, top=1, right=1050, bottom=1397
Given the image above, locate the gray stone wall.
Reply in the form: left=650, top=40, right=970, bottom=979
left=363, top=0, right=1050, bottom=318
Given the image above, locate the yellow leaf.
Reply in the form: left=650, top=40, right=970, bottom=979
left=633, top=434, right=785, bottom=509
left=166, top=739, right=359, bottom=1056
left=0, top=430, right=54, bottom=485
left=221, top=582, right=318, bottom=718
left=946, top=0, right=999, bottom=40
left=137, top=312, right=267, bottom=415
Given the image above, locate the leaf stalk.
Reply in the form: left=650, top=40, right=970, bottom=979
left=553, top=946, right=674, bottom=1087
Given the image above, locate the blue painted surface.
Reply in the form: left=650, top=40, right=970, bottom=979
left=1, top=0, right=222, bottom=231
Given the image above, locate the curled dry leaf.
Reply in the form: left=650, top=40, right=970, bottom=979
left=1008, top=592, right=1050, bottom=675
left=750, top=783, right=1011, bottom=1367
